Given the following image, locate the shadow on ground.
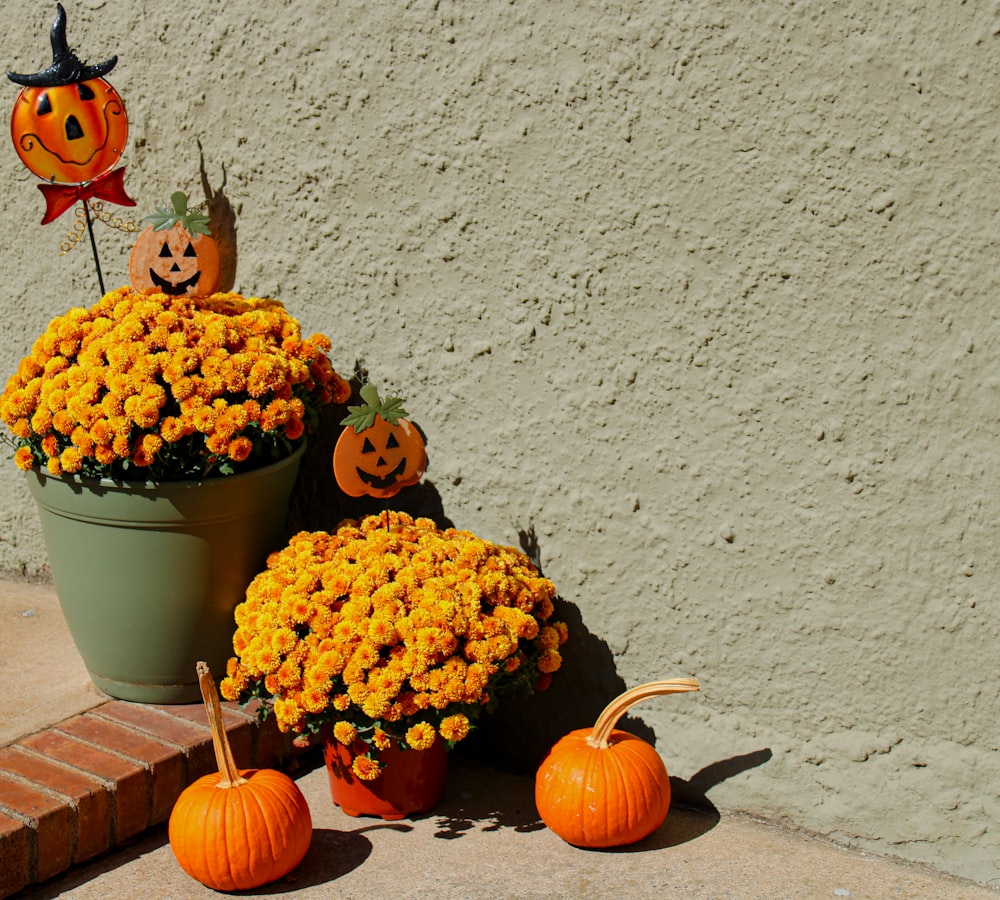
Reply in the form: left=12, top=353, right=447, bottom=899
left=24, top=748, right=774, bottom=896
left=236, top=821, right=413, bottom=895
left=439, top=745, right=773, bottom=851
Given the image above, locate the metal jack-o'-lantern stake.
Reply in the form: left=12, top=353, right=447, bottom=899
left=8, top=2, right=135, bottom=294
left=333, top=384, right=427, bottom=504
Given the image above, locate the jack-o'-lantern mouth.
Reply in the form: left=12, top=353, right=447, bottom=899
left=149, top=268, right=201, bottom=295
left=16, top=98, right=124, bottom=169
left=356, top=457, right=407, bottom=490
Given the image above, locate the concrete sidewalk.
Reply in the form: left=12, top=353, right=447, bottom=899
left=1, top=579, right=997, bottom=899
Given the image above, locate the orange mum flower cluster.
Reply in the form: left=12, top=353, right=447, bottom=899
left=0, top=286, right=350, bottom=480
left=221, top=511, right=568, bottom=780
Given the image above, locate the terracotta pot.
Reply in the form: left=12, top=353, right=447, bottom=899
left=25, top=446, right=304, bottom=703
left=322, top=732, right=448, bottom=821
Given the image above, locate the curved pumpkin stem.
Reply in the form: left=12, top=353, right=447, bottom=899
left=197, top=661, right=248, bottom=789
left=586, top=678, right=700, bottom=750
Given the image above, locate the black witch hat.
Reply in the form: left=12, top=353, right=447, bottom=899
left=7, top=3, right=117, bottom=88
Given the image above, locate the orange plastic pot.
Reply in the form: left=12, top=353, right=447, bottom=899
left=322, top=733, right=447, bottom=821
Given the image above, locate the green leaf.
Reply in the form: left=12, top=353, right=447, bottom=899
left=359, top=383, right=382, bottom=408
left=339, top=382, right=411, bottom=432
left=340, top=406, right=378, bottom=432
left=143, top=189, right=213, bottom=236
left=378, top=397, right=408, bottom=425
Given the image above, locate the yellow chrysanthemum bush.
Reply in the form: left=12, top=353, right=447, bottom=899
left=221, top=511, right=569, bottom=780
left=0, top=286, right=350, bottom=480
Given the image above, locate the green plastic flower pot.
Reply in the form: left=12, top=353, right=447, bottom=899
left=25, top=446, right=304, bottom=703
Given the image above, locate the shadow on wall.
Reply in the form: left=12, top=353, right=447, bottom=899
left=287, top=392, right=774, bottom=806
left=288, top=399, right=453, bottom=534
left=461, top=525, right=656, bottom=774
left=670, top=748, right=773, bottom=813
left=288, top=403, right=670, bottom=775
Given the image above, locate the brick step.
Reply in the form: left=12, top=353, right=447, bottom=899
left=0, top=699, right=294, bottom=898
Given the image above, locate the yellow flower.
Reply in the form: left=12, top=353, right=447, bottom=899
left=351, top=756, right=382, bottom=781
left=259, top=399, right=288, bottom=431
left=59, top=447, right=84, bottom=474
left=227, top=436, right=253, bottom=463
left=537, top=649, right=562, bottom=674
left=372, top=727, right=392, bottom=751
left=273, top=697, right=303, bottom=731
left=14, top=446, right=34, bottom=471
left=439, top=714, right=470, bottom=743
left=30, top=408, right=52, bottom=434
left=141, top=433, right=163, bottom=456
left=332, top=721, right=357, bottom=746
left=405, top=722, right=437, bottom=751
left=361, top=693, right=390, bottom=719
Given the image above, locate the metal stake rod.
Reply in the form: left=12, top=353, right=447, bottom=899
left=83, top=201, right=106, bottom=296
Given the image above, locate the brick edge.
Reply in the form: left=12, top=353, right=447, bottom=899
left=0, top=699, right=297, bottom=898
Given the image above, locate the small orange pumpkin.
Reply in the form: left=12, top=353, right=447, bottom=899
left=129, top=191, right=221, bottom=296
left=333, top=383, right=427, bottom=498
left=168, top=662, right=312, bottom=891
left=535, top=678, right=700, bottom=848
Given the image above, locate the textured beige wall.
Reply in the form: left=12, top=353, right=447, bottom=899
left=1, top=0, right=998, bottom=884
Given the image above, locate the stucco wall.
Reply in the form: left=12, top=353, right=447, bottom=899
left=1, top=0, right=997, bottom=884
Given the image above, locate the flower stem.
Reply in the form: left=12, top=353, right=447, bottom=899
left=586, top=678, right=700, bottom=749
left=197, top=661, right=248, bottom=788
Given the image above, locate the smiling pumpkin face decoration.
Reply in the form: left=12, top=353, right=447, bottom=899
left=333, top=384, right=427, bottom=499
left=8, top=4, right=127, bottom=187
left=11, top=75, right=127, bottom=185
left=129, top=191, right=221, bottom=297
left=8, top=2, right=135, bottom=235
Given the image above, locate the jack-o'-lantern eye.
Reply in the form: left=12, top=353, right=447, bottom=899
left=386, top=432, right=400, bottom=450
left=362, top=437, right=375, bottom=454
left=184, top=242, right=197, bottom=257
left=77, top=82, right=95, bottom=101
left=159, top=242, right=172, bottom=258
left=36, top=92, right=52, bottom=115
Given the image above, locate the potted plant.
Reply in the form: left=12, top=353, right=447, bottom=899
left=220, top=509, right=569, bottom=819
left=0, top=285, right=351, bottom=702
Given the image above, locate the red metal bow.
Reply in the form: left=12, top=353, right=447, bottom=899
left=37, top=167, right=136, bottom=225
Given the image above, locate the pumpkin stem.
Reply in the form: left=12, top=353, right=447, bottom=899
left=586, top=678, right=700, bottom=750
left=196, top=661, right=248, bottom=789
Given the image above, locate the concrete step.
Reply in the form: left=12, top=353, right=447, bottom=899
left=1, top=579, right=996, bottom=899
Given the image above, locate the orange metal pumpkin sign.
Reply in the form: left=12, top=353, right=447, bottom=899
left=333, top=384, right=427, bottom=499
left=129, top=192, right=221, bottom=297
left=10, top=76, right=128, bottom=184
left=8, top=3, right=127, bottom=184
left=7, top=3, right=134, bottom=228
